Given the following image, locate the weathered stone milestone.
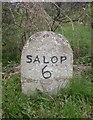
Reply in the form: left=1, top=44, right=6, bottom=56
left=21, top=31, right=73, bottom=95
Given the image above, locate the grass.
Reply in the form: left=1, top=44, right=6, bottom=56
left=2, top=22, right=92, bottom=118
left=2, top=23, right=91, bottom=66
left=2, top=70, right=93, bottom=118
left=55, top=23, right=91, bottom=64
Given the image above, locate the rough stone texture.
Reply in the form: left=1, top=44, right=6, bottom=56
left=21, top=31, right=73, bottom=95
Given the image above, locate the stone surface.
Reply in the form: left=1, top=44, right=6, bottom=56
left=21, top=31, right=73, bottom=95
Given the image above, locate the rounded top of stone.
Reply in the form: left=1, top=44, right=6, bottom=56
left=29, top=31, right=67, bottom=40
left=26, top=31, right=72, bottom=52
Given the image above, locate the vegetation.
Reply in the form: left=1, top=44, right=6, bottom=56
left=2, top=70, right=93, bottom=118
left=2, top=2, right=92, bottom=66
left=2, top=2, right=93, bottom=119
left=55, top=23, right=91, bottom=64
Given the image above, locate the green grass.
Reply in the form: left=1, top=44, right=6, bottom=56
left=2, top=23, right=92, bottom=118
left=55, top=23, right=91, bottom=64
left=2, top=71, right=92, bottom=118
left=2, top=23, right=91, bottom=66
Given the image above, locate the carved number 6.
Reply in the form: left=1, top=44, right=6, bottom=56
left=42, top=65, right=51, bottom=79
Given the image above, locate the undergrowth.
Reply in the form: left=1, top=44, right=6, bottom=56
left=2, top=70, right=93, bottom=118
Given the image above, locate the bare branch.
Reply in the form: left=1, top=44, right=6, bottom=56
left=9, top=5, right=17, bottom=25
left=51, top=2, right=74, bottom=31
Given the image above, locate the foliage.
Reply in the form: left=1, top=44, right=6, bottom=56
left=2, top=3, right=91, bottom=66
left=2, top=3, right=25, bottom=65
left=55, top=23, right=91, bottom=64
left=2, top=3, right=92, bottom=119
left=2, top=70, right=92, bottom=118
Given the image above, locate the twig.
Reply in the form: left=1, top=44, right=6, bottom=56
left=51, top=2, right=74, bottom=31
left=9, top=6, right=17, bottom=25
